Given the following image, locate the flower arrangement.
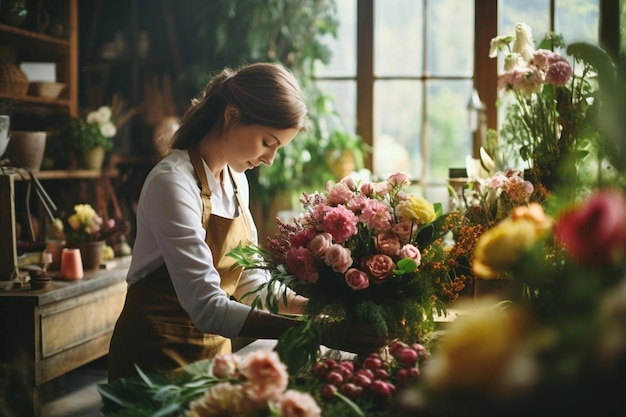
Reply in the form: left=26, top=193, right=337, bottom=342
left=44, top=94, right=136, bottom=170
left=99, top=341, right=432, bottom=417
left=462, top=150, right=537, bottom=229
left=229, top=172, right=466, bottom=371
left=489, top=22, right=600, bottom=193
left=51, top=203, right=124, bottom=244
left=398, top=188, right=626, bottom=416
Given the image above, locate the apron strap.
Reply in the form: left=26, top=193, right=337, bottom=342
left=188, top=147, right=212, bottom=230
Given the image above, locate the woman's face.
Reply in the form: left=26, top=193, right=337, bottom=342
left=222, top=112, right=300, bottom=173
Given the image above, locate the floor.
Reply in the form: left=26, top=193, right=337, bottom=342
left=40, top=357, right=107, bottom=417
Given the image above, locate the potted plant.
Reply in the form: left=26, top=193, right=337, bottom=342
left=44, top=95, right=136, bottom=170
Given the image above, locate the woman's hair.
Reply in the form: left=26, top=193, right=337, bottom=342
left=171, top=62, right=308, bottom=150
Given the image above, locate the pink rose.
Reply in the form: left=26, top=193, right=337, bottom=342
left=371, top=181, right=392, bottom=197
left=360, top=182, right=374, bottom=196
left=362, top=254, right=396, bottom=284
left=400, top=244, right=421, bottom=265
left=392, top=220, right=414, bottom=243
left=555, top=190, right=626, bottom=267
left=387, top=172, right=410, bottom=187
left=324, top=244, right=353, bottom=273
left=239, top=351, right=289, bottom=405
left=212, top=353, right=240, bottom=379
left=279, top=390, right=322, bottom=417
left=340, top=175, right=358, bottom=190
left=307, top=232, right=333, bottom=258
left=320, top=205, right=359, bottom=243
left=286, top=246, right=319, bottom=283
left=345, top=268, right=369, bottom=290
left=376, top=231, right=401, bottom=256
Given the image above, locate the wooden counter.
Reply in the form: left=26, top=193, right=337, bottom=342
left=0, top=261, right=129, bottom=417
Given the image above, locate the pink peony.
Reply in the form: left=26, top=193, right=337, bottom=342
left=545, top=60, right=572, bottom=86
left=362, top=254, right=396, bottom=284
left=400, top=244, right=421, bottom=265
left=324, top=244, right=353, bottom=273
left=346, top=194, right=367, bottom=213
left=286, top=246, right=319, bottom=283
left=307, top=232, right=333, bottom=258
left=376, top=231, right=401, bottom=256
left=532, top=49, right=564, bottom=69
left=360, top=199, right=392, bottom=230
left=327, top=182, right=355, bottom=206
left=345, top=268, right=370, bottom=290
left=319, top=205, right=359, bottom=243
left=212, top=353, right=240, bottom=379
left=278, top=390, right=322, bottom=417
left=290, top=228, right=317, bottom=250
left=239, top=351, right=289, bottom=405
left=555, top=190, right=626, bottom=267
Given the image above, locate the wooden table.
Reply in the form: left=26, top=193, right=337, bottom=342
left=0, top=260, right=129, bottom=417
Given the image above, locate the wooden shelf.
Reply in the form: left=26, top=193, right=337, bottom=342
left=3, top=168, right=118, bottom=181
left=0, top=93, right=70, bottom=108
left=0, top=24, right=70, bottom=55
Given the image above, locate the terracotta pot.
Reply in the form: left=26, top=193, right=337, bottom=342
left=5, top=131, right=47, bottom=171
left=45, top=240, right=66, bottom=271
left=69, top=240, right=105, bottom=271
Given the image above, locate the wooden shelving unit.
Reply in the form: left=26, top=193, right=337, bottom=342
left=0, top=1, right=78, bottom=116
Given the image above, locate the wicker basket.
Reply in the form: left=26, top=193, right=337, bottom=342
left=0, top=61, right=29, bottom=97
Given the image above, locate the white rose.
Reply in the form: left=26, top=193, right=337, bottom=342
left=99, top=121, right=117, bottom=138
left=96, top=106, right=112, bottom=124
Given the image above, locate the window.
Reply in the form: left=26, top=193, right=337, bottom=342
left=314, top=0, right=605, bottom=203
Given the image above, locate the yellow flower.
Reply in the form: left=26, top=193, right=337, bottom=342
left=396, top=195, right=436, bottom=225
left=423, top=303, right=538, bottom=395
left=102, top=245, right=115, bottom=261
left=472, top=218, right=538, bottom=279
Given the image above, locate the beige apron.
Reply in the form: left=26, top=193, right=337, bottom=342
left=108, top=148, right=251, bottom=382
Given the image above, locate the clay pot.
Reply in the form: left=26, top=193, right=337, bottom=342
left=5, top=131, right=47, bottom=172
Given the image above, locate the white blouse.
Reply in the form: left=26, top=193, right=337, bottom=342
left=127, top=149, right=277, bottom=338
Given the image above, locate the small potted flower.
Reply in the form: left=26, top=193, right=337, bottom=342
left=46, top=95, right=136, bottom=170
left=51, top=204, right=126, bottom=270
left=67, top=106, right=117, bottom=170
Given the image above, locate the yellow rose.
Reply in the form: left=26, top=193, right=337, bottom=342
left=472, top=218, right=537, bottom=279
left=423, top=303, right=536, bottom=394
left=396, top=195, right=436, bottom=225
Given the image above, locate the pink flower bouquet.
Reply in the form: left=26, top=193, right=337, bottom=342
left=230, top=172, right=465, bottom=370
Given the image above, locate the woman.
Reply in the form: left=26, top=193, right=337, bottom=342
left=108, top=62, right=307, bottom=381
left=108, top=63, right=384, bottom=382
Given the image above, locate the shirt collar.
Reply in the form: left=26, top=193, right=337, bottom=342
left=203, top=160, right=234, bottom=199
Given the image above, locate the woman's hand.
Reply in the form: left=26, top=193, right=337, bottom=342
left=278, top=294, right=308, bottom=316
left=321, top=319, right=391, bottom=356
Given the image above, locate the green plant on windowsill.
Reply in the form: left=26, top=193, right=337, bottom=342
left=255, top=89, right=368, bottom=210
